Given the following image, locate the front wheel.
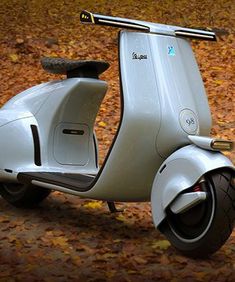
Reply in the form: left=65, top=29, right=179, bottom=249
left=160, top=169, right=235, bottom=258
left=0, top=183, right=51, bottom=208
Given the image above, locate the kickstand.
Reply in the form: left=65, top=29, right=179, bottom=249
left=107, top=201, right=123, bottom=213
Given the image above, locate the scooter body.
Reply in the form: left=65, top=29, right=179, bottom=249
left=0, top=78, right=105, bottom=177
left=0, top=10, right=234, bottom=257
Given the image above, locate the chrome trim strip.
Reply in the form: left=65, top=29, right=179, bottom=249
left=98, top=19, right=149, bottom=30
left=175, top=31, right=215, bottom=39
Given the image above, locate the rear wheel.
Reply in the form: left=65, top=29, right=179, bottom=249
left=0, top=183, right=51, bottom=208
left=160, top=169, right=235, bottom=258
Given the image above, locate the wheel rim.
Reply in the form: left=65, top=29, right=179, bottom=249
left=167, top=177, right=215, bottom=243
left=3, top=183, right=26, bottom=196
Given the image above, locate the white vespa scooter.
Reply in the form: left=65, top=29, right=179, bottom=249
left=0, top=10, right=234, bottom=257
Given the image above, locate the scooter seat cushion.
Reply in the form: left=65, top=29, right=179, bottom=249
left=41, top=57, right=110, bottom=78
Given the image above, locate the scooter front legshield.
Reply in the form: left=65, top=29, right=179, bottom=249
left=151, top=144, right=234, bottom=227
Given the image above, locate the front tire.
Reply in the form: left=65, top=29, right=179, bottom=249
left=0, top=183, right=51, bottom=208
left=160, top=169, right=235, bottom=258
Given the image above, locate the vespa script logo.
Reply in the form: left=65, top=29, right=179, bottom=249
left=132, top=52, right=148, bottom=60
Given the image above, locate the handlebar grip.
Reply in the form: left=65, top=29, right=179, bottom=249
left=80, top=10, right=150, bottom=32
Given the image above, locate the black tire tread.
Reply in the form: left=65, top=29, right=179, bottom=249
left=0, top=183, right=51, bottom=208
left=160, top=169, right=235, bottom=258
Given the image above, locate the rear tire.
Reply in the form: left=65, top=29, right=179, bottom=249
left=160, top=169, right=235, bottom=258
left=0, top=183, right=51, bottom=208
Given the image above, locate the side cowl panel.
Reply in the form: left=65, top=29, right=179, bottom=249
left=151, top=145, right=234, bottom=227
left=0, top=116, right=38, bottom=181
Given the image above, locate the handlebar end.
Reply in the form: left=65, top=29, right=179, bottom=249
left=80, top=10, right=95, bottom=24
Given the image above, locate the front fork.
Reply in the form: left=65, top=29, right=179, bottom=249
left=169, top=177, right=207, bottom=215
left=151, top=144, right=234, bottom=228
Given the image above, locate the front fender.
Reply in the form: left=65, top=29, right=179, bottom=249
left=151, top=145, right=234, bottom=227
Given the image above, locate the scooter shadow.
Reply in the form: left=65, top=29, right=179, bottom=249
left=0, top=193, right=159, bottom=241
left=0, top=195, right=231, bottom=263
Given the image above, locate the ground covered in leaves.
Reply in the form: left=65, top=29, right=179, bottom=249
left=0, top=0, right=234, bottom=281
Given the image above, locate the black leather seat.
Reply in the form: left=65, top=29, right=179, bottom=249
left=41, top=57, right=110, bottom=78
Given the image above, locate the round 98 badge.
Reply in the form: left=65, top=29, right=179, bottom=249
left=179, top=109, right=199, bottom=134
